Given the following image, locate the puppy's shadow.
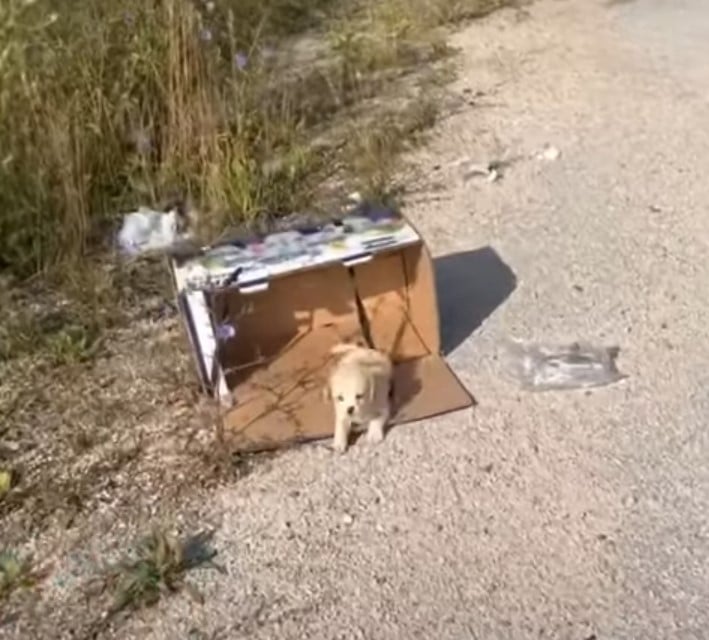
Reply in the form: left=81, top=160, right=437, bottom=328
left=434, top=246, right=517, bottom=354
left=389, top=364, right=423, bottom=426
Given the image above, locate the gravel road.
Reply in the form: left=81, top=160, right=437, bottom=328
left=117, top=1, right=709, bottom=637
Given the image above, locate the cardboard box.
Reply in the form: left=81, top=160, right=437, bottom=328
left=171, top=204, right=474, bottom=451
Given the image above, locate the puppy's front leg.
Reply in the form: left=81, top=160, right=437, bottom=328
left=366, top=410, right=389, bottom=445
left=333, top=414, right=351, bottom=453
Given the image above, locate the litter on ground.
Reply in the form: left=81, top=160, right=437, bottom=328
left=503, top=338, right=627, bottom=391
left=117, top=206, right=193, bottom=256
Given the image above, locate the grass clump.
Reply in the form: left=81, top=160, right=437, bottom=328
left=107, top=529, right=222, bottom=612
left=0, top=310, right=102, bottom=366
left=0, top=551, right=45, bottom=602
left=79, top=529, right=222, bottom=636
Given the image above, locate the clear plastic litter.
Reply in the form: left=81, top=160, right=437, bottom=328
left=461, top=161, right=501, bottom=183
left=117, top=206, right=192, bottom=256
left=504, top=339, right=627, bottom=391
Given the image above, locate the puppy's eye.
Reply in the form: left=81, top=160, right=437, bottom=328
left=355, top=393, right=364, bottom=400
left=336, top=395, right=344, bottom=402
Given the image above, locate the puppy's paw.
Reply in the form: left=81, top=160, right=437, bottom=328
left=332, top=437, right=348, bottom=453
left=366, top=425, right=384, bottom=445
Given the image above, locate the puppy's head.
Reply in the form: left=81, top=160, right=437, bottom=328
left=328, top=367, right=373, bottom=422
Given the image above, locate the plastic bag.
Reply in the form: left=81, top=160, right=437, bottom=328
left=504, top=339, right=627, bottom=391
left=117, top=206, right=192, bottom=256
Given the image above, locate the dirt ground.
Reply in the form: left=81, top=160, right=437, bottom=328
left=5, top=0, right=709, bottom=638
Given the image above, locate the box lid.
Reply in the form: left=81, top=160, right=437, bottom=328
left=172, top=204, right=421, bottom=293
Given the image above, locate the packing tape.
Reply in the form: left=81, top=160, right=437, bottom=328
left=238, top=278, right=269, bottom=294
left=342, top=252, right=373, bottom=267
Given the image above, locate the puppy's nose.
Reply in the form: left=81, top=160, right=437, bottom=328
left=346, top=406, right=355, bottom=416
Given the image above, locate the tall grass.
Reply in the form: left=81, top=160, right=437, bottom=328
left=0, top=0, right=329, bottom=277
left=0, top=0, right=508, bottom=281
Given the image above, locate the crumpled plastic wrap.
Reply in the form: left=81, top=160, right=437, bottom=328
left=117, top=206, right=192, bottom=255
left=504, top=339, right=627, bottom=391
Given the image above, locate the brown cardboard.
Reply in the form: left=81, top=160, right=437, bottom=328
left=215, top=241, right=475, bottom=452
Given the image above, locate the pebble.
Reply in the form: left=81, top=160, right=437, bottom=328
left=535, top=145, right=561, bottom=161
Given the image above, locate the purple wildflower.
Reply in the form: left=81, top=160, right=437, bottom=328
left=215, top=323, right=236, bottom=341
left=234, top=52, right=248, bottom=71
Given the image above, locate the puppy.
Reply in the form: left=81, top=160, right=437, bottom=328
left=327, top=343, right=393, bottom=453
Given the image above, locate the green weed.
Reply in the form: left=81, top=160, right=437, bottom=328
left=0, top=551, right=44, bottom=602
left=108, top=529, right=222, bottom=612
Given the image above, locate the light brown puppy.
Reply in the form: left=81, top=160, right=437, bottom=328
left=327, top=343, right=393, bottom=453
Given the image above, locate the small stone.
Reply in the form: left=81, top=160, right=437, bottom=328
left=342, top=513, right=354, bottom=526
left=536, top=145, right=561, bottom=161
left=623, top=493, right=638, bottom=507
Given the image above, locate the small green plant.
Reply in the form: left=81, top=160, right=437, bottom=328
left=0, top=306, right=102, bottom=366
left=0, top=469, right=11, bottom=499
left=0, top=551, right=43, bottom=601
left=108, top=529, right=222, bottom=613
left=44, top=322, right=103, bottom=366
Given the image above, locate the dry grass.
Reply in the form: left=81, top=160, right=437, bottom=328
left=0, top=0, right=513, bottom=636
left=0, top=0, right=510, bottom=278
left=2, top=302, right=227, bottom=543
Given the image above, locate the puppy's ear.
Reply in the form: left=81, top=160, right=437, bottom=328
left=367, top=378, right=375, bottom=402
left=322, top=383, right=331, bottom=401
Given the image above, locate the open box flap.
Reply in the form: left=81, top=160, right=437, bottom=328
left=223, top=349, right=472, bottom=452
